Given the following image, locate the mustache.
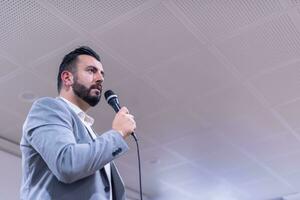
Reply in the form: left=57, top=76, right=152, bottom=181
left=89, top=84, right=102, bottom=91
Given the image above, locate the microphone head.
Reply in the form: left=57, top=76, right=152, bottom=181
left=104, top=90, right=115, bottom=101
left=104, top=90, right=120, bottom=112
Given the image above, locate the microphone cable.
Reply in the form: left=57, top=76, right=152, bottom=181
left=132, top=134, right=143, bottom=200
left=104, top=90, right=143, bottom=200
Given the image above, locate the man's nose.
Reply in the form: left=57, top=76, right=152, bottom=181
left=95, top=71, right=104, bottom=83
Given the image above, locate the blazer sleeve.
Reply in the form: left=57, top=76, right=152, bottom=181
left=23, top=97, right=129, bottom=183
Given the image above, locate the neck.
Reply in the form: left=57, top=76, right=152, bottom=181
left=59, top=89, right=90, bottom=112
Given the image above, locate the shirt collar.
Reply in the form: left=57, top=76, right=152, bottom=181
left=59, top=96, right=94, bottom=126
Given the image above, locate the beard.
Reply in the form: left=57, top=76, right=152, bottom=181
left=72, top=77, right=101, bottom=107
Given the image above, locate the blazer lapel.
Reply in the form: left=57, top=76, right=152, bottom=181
left=111, top=162, right=126, bottom=200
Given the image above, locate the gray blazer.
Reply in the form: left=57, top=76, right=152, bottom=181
left=20, top=97, right=129, bottom=200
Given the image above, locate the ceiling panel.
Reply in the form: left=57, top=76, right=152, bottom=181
left=173, top=0, right=283, bottom=41
left=95, top=2, right=201, bottom=72
left=284, top=171, right=300, bottom=190
left=0, top=56, right=19, bottom=78
left=265, top=152, right=300, bottom=176
left=180, top=179, right=249, bottom=200
left=153, top=186, right=195, bottom=200
left=218, top=163, right=275, bottom=186
left=217, top=15, right=300, bottom=78
left=195, top=146, right=258, bottom=175
left=0, top=0, right=79, bottom=65
left=241, top=132, right=300, bottom=162
left=191, top=85, right=288, bottom=146
left=0, top=69, right=56, bottom=137
left=0, top=112, right=24, bottom=143
left=109, top=76, right=170, bottom=120
left=250, top=61, right=300, bottom=107
left=157, top=162, right=218, bottom=187
left=276, top=99, right=300, bottom=130
left=136, top=105, right=204, bottom=145
left=166, top=129, right=233, bottom=161
left=117, top=146, right=185, bottom=171
left=144, top=47, right=237, bottom=104
left=238, top=177, right=295, bottom=200
left=47, top=0, right=148, bottom=30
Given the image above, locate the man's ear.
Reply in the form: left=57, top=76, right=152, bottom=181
left=61, top=71, right=74, bottom=87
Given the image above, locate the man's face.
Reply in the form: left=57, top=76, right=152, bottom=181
left=72, top=55, right=104, bottom=107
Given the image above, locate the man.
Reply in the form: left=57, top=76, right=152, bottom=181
left=20, top=46, right=136, bottom=200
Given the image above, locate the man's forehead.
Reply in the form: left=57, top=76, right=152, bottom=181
left=77, top=54, right=103, bottom=70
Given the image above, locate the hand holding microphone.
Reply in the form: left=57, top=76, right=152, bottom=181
left=112, top=106, right=136, bottom=139
left=105, top=90, right=137, bottom=140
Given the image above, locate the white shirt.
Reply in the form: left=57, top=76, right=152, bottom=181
left=59, top=97, right=112, bottom=200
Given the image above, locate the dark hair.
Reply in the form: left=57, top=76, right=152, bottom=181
left=57, top=46, right=101, bottom=92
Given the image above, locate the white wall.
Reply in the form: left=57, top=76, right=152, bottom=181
left=0, top=150, right=21, bottom=200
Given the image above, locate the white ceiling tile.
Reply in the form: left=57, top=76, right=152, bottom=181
left=0, top=0, right=79, bottom=64
left=154, top=187, right=194, bottom=200
left=0, top=57, right=19, bottom=78
left=108, top=77, right=170, bottom=120
left=242, top=132, right=300, bottom=162
left=173, top=0, right=283, bottom=41
left=195, top=146, right=258, bottom=175
left=265, top=152, right=300, bottom=176
left=0, top=109, right=24, bottom=143
left=0, top=69, right=57, bottom=119
left=283, top=171, right=300, bottom=190
left=251, top=61, right=300, bottom=107
left=1, top=128, right=23, bottom=145
left=157, top=163, right=217, bottom=186
left=145, top=48, right=237, bottom=104
left=166, top=129, right=233, bottom=161
left=238, top=178, right=295, bottom=200
left=217, top=15, right=300, bottom=78
left=219, top=163, right=275, bottom=186
left=117, top=146, right=185, bottom=171
left=47, top=0, right=148, bottom=30
left=192, top=85, right=288, bottom=145
left=276, top=99, right=300, bottom=130
left=0, top=107, right=22, bottom=134
left=180, top=179, right=249, bottom=200
left=95, top=2, right=201, bottom=72
left=30, top=53, right=61, bottom=88
left=137, top=105, right=205, bottom=145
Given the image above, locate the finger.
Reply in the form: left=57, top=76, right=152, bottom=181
left=120, top=107, right=129, bottom=114
left=127, top=114, right=134, bottom=119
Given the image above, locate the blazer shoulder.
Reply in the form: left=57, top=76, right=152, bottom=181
left=25, top=97, right=73, bottom=129
left=32, top=97, right=69, bottom=112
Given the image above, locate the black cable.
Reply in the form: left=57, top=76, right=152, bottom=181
left=132, top=135, right=143, bottom=200
left=104, top=90, right=143, bottom=199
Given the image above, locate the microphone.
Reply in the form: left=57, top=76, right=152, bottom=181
left=104, top=90, right=138, bottom=141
